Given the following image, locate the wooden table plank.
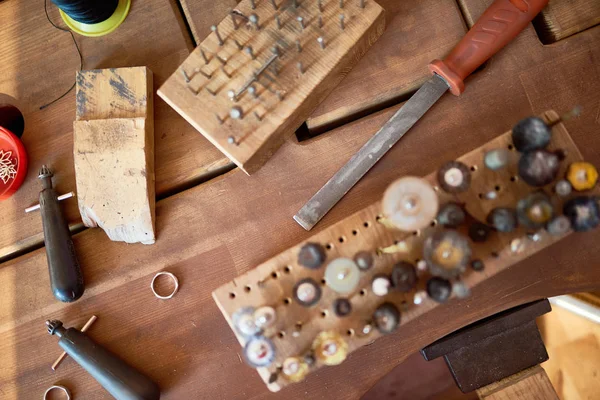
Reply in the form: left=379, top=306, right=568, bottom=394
left=1, top=12, right=598, bottom=396
left=533, top=0, right=600, bottom=44
left=0, top=0, right=232, bottom=260
left=177, top=0, right=468, bottom=135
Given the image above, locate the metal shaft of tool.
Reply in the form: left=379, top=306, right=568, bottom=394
left=294, top=75, right=450, bottom=231
left=25, top=192, right=75, bottom=213
left=52, top=315, right=98, bottom=370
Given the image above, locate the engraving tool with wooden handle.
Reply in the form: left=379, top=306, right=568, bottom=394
left=294, top=0, right=550, bottom=231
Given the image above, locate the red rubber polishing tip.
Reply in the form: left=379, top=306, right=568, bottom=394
left=0, top=126, right=28, bottom=200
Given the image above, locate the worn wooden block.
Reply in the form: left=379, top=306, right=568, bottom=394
left=213, top=111, right=597, bottom=392
left=158, top=0, right=386, bottom=174
left=533, top=0, right=600, bottom=44
left=74, top=67, right=155, bottom=244
left=477, top=366, right=559, bottom=400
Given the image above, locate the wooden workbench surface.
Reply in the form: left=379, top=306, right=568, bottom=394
left=0, top=0, right=599, bottom=399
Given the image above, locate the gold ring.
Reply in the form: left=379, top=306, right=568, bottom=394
left=151, top=271, right=179, bottom=299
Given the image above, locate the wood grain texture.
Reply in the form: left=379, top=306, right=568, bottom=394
left=477, top=366, right=559, bottom=400
left=306, top=0, right=467, bottom=133
left=179, top=0, right=240, bottom=43
left=533, top=0, right=600, bottom=44
left=1, top=0, right=599, bottom=399
left=213, top=114, right=590, bottom=391
left=0, top=0, right=231, bottom=260
left=159, top=0, right=386, bottom=174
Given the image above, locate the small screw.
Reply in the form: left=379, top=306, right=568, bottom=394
left=216, top=114, right=224, bottom=124
left=211, top=25, right=224, bottom=46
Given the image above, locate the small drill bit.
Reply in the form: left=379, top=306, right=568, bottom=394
left=339, top=14, right=345, bottom=30
left=318, top=15, right=323, bottom=28
left=245, top=46, right=256, bottom=60
left=211, top=25, right=224, bottom=46
left=339, top=0, right=344, bottom=8
left=234, top=39, right=243, bottom=50
left=276, top=15, right=282, bottom=29
left=254, top=111, right=262, bottom=121
left=249, top=14, right=260, bottom=30
left=317, top=36, right=325, bottom=49
left=297, top=16, right=305, bottom=30
left=180, top=68, right=191, bottom=82
left=269, top=0, right=278, bottom=10
left=318, top=0, right=323, bottom=12
left=200, top=48, right=209, bottom=64
left=297, top=61, right=304, bottom=74
left=296, top=40, right=302, bottom=53
left=230, top=12, right=239, bottom=30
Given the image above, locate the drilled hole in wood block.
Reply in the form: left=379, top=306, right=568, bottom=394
left=271, top=271, right=279, bottom=279
left=508, top=144, right=515, bottom=150
left=346, top=329, right=355, bottom=337
left=325, top=243, right=333, bottom=250
left=278, top=331, right=285, bottom=338
left=320, top=310, right=328, bottom=318
left=363, top=221, right=371, bottom=228
left=495, top=185, right=501, bottom=191
left=470, top=165, right=477, bottom=172
left=244, top=285, right=251, bottom=293
left=284, top=297, right=292, bottom=305
left=352, top=229, right=358, bottom=236
left=283, top=266, right=292, bottom=274
left=338, top=236, right=346, bottom=243
left=511, top=176, right=518, bottom=182
left=359, top=289, right=367, bottom=296
left=229, top=292, right=236, bottom=299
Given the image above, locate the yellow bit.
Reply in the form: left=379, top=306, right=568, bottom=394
left=377, top=241, right=409, bottom=255
left=567, top=162, right=598, bottom=191
left=312, top=331, right=348, bottom=366
left=376, top=216, right=398, bottom=230
left=432, top=240, right=464, bottom=269
left=282, top=357, right=309, bottom=382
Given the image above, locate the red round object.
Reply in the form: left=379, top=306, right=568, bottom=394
left=0, top=126, right=27, bottom=200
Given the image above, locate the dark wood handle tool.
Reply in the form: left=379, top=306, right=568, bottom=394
left=294, top=0, right=549, bottom=231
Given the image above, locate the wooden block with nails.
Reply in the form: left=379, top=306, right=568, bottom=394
left=159, top=0, right=386, bottom=174
left=74, top=67, right=155, bottom=244
left=213, top=111, right=599, bottom=391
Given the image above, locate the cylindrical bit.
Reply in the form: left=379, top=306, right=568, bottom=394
left=318, top=15, right=323, bottom=28
left=317, top=36, right=325, bottom=49
left=245, top=46, right=255, bottom=60
left=211, top=25, right=224, bottom=46
left=339, top=14, right=345, bottom=30
left=297, top=61, right=304, bottom=74
left=276, top=15, right=282, bottom=29
left=249, top=14, right=260, bottom=30
left=200, top=48, right=209, bottom=64
left=46, top=320, right=161, bottom=400
left=38, top=166, right=84, bottom=303
left=296, top=40, right=302, bottom=53
left=297, top=16, right=305, bottom=30
left=230, top=13, right=239, bottom=30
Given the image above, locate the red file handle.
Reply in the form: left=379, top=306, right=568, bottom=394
left=429, top=0, right=548, bottom=96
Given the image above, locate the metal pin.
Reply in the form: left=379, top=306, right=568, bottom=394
left=269, top=0, right=278, bottom=10
left=297, top=61, right=304, bottom=74
left=339, top=0, right=344, bottom=8
left=230, top=106, right=244, bottom=120
left=244, top=47, right=255, bottom=62
left=317, top=36, right=325, bottom=49
left=318, top=15, right=323, bottom=28
left=297, top=16, right=305, bottom=30
left=272, top=45, right=280, bottom=57
left=230, top=12, right=239, bottom=30
left=199, top=69, right=212, bottom=79
left=221, top=66, right=232, bottom=78
left=233, top=39, right=243, bottom=50
left=339, top=14, right=345, bottom=30
left=180, top=68, right=191, bottom=82
left=200, top=48, right=209, bottom=64
left=216, top=114, right=224, bottom=124
left=296, top=40, right=302, bottom=53
left=250, top=0, right=256, bottom=9
left=216, top=55, right=227, bottom=65
left=276, top=15, right=282, bottom=29
left=254, top=111, right=262, bottom=121
left=51, top=315, right=98, bottom=370
left=25, top=192, right=75, bottom=213
left=248, top=85, right=258, bottom=98
left=360, top=0, right=365, bottom=8
left=249, top=14, right=260, bottom=30
left=227, top=90, right=237, bottom=101
left=228, top=136, right=237, bottom=145
left=187, top=85, right=200, bottom=95
left=211, top=25, right=224, bottom=46
left=206, top=87, right=217, bottom=96
left=318, top=0, right=323, bottom=12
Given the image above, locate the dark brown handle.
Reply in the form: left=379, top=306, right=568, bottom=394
left=429, top=0, right=549, bottom=95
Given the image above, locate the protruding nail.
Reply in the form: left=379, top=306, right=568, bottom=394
left=269, top=0, right=278, bottom=10
left=339, top=14, right=345, bottom=30
left=318, top=15, right=323, bottom=28
left=317, top=36, right=325, bottom=49
left=249, top=14, right=260, bottom=30
left=181, top=68, right=191, bottom=82
left=245, top=46, right=255, bottom=60
left=230, top=13, right=239, bottom=30
left=296, top=40, right=302, bottom=53
left=297, top=61, right=304, bottom=74
left=200, top=48, right=209, bottom=64
left=297, top=16, right=305, bottom=30
left=216, top=114, right=224, bottom=124
left=249, top=85, right=258, bottom=98
left=234, top=39, right=243, bottom=50
left=211, top=25, right=224, bottom=46
left=254, top=111, right=262, bottom=121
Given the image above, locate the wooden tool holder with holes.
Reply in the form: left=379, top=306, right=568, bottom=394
left=158, top=0, right=385, bottom=174
left=213, top=110, right=599, bottom=392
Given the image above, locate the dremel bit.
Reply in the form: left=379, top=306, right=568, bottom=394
left=37, top=166, right=84, bottom=302
left=46, top=320, right=161, bottom=400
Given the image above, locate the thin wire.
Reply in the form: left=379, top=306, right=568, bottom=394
left=40, top=0, right=84, bottom=110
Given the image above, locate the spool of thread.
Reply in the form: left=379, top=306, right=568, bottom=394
left=51, top=0, right=131, bottom=37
